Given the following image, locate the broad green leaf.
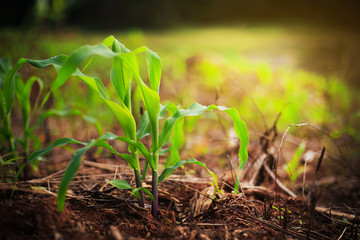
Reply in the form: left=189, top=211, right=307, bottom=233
left=159, top=158, right=218, bottom=188
left=146, top=49, right=162, bottom=93
left=52, top=44, right=116, bottom=91
left=92, top=141, right=138, bottom=169
left=3, top=55, right=67, bottom=118
left=57, top=140, right=96, bottom=211
left=33, top=109, right=103, bottom=136
left=158, top=103, right=208, bottom=149
left=159, top=147, right=170, bottom=155
left=221, top=107, right=249, bottom=169
left=108, top=179, right=132, bottom=189
left=131, top=187, right=154, bottom=201
left=136, top=104, right=168, bottom=140
left=0, top=58, right=12, bottom=84
left=57, top=65, right=136, bottom=141
left=15, top=137, right=87, bottom=182
left=132, top=46, right=162, bottom=93
left=16, top=76, right=44, bottom=128
left=136, top=111, right=150, bottom=140
left=99, top=132, right=154, bottom=169
left=56, top=134, right=142, bottom=211
left=164, top=119, right=184, bottom=168
left=120, top=52, right=160, bottom=153
left=104, top=100, right=137, bottom=140
left=157, top=103, right=248, bottom=194
left=284, top=141, right=306, bottom=182
left=3, top=58, right=27, bottom=118
left=158, top=103, right=248, bottom=168
left=171, top=118, right=184, bottom=151
left=111, top=39, right=132, bottom=106
left=108, top=179, right=154, bottom=201
left=26, top=55, right=68, bottom=69
left=101, top=35, right=116, bottom=47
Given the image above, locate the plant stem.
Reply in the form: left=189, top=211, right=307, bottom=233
left=131, top=150, right=144, bottom=207
left=151, top=169, right=158, bottom=218
left=134, top=169, right=145, bottom=207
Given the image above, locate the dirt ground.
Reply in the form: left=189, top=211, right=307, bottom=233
left=1, top=142, right=359, bottom=240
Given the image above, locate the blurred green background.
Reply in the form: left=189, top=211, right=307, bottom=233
left=1, top=0, right=360, bottom=174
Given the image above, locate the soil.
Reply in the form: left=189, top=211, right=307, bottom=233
left=1, top=114, right=359, bottom=240
left=0, top=149, right=359, bottom=240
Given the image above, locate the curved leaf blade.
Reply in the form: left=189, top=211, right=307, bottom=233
left=108, top=179, right=132, bottom=189
left=159, top=158, right=218, bottom=187
left=132, top=187, right=154, bottom=201
left=57, top=140, right=96, bottom=211
left=52, top=44, right=116, bottom=91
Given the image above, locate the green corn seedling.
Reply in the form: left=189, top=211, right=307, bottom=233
left=8, top=36, right=249, bottom=218
left=1, top=57, right=46, bottom=179
left=1, top=56, right=102, bottom=181
left=283, top=141, right=306, bottom=182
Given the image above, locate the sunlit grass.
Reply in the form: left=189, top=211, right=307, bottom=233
left=1, top=25, right=359, bottom=140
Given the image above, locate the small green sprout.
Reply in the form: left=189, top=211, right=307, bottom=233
left=283, top=141, right=306, bottom=182
left=6, top=36, right=249, bottom=218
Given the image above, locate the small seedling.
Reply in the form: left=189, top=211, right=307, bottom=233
left=1, top=57, right=102, bottom=181
left=283, top=141, right=306, bottom=182
left=6, top=36, right=249, bottom=218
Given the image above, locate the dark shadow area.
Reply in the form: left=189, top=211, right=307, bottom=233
left=2, top=0, right=360, bottom=30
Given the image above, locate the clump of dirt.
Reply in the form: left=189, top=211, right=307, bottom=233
left=0, top=188, right=93, bottom=240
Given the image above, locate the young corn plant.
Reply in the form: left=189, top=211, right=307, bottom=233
left=1, top=57, right=46, bottom=179
left=1, top=56, right=102, bottom=181
left=283, top=141, right=306, bottom=182
left=9, top=36, right=249, bottom=218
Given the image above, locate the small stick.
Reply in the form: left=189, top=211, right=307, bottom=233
left=315, top=207, right=357, bottom=222
left=173, top=181, right=309, bottom=239
left=263, top=163, right=297, bottom=198
left=337, top=227, right=347, bottom=240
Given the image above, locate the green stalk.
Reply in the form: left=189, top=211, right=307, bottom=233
left=126, top=89, right=145, bottom=207
left=22, top=119, right=30, bottom=180
left=151, top=118, right=160, bottom=218
left=3, top=114, right=16, bottom=153
left=151, top=169, right=158, bottom=218
left=133, top=152, right=145, bottom=207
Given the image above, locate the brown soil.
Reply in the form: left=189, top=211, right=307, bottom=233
left=1, top=152, right=359, bottom=240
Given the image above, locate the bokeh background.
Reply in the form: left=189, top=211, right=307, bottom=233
left=1, top=0, right=360, bottom=180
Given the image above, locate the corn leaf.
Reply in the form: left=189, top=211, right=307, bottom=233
left=57, top=140, right=96, bottom=211
left=44, top=43, right=139, bottom=142
left=131, top=46, right=162, bottom=93
left=56, top=133, right=148, bottom=211
left=136, top=104, right=168, bottom=140
left=119, top=52, right=160, bottom=152
left=99, top=132, right=154, bottom=169
left=15, top=137, right=87, bottom=182
left=16, top=76, right=44, bottom=128
left=111, top=39, right=132, bottom=106
left=131, top=187, right=154, bottom=201
left=158, top=103, right=248, bottom=168
left=3, top=55, right=67, bottom=119
left=108, top=179, right=132, bottom=189
left=164, top=119, right=184, bottom=168
left=284, top=141, right=306, bottom=182
left=108, top=179, right=154, bottom=201
left=104, top=100, right=137, bottom=140
left=33, top=109, right=102, bottom=136
left=158, top=158, right=218, bottom=189
left=51, top=44, right=116, bottom=91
